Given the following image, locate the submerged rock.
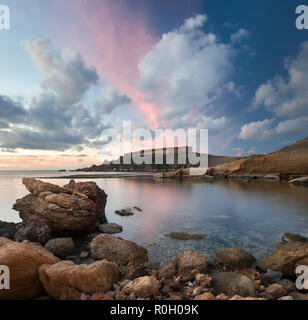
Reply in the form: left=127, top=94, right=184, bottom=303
left=99, top=223, right=123, bottom=234
left=164, top=232, right=206, bottom=240
left=257, top=241, right=308, bottom=276
left=282, top=232, right=308, bottom=243
left=0, top=237, right=59, bottom=300
left=211, top=272, right=256, bottom=297
left=44, top=237, right=75, bottom=258
left=176, top=251, right=207, bottom=277
left=90, top=234, right=148, bottom=265
left=289, top=176, right=308, bottom=185
left=39, top=260, right=119, bottom=300
left=115, top=208, right=134, bottom=216
left=122, top=276, right=160, bottom=298
left=215, top=248, right=256, bottom=270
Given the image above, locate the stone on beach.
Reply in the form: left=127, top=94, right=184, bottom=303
left=99, top=223, right=123, bottom=234
left=90, top=234, right=148, bottom=265
left=122, top=276, right=160, bottom=298
left=0, top=220, right=17, bottom=239
left=176, top=251, right=207, bottom=277
left=44, top=237, right=75, bottom=258
left=215, top=248, right=256, bottom=270
left=157, top=260, right=176, bottom=280
left=211, top=272, right=256, bottom=297
left=257, top=241, right=308, bottom=276
left=39, top=260, right=119, bottom=300
left=0, top=237, right=60, bottom=300
left=14, top=221, right=51, bottom=244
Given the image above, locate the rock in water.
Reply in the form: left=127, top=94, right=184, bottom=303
left=176, top=251, right=207, bottom=277
left=164, top=232, right=206, bottom=240
left=13, top=179, right=107, bottom=235
left=289, top=176, right=308, bottom=185
left=257, top=241, right=308, bottom=276
left=215, top=248, right=256, bottom=270
left=211, top=272, right=256, bottom=297
left=0, top=237, right=60, bottom=300
left=39, top=260, right=119, bottom=300
left=90, top=234, right=148, bottom=265
left=44, top=238, right=75, bottom=258
left=99, top=223, right=123, bottom=234
left=14, top=221, right=51, bottom=244
left=282, top=232, right=308, bottom=243
left=122, top=276, right=160, bottom=298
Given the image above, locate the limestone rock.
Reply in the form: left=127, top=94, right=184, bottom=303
left=176, top=251, right=207, bottom=277
left=215, top=248, right=256, bottom=270
left=122, top=276, right=160, bottom=298
left=257, top=241, right=308, bottom=276
left=211, top=272, right=256, bottom=297
left=0, top=237, right=59, bottom=300
left=90, top=234, right=148, bottom=265
left=282, top=232, right=308, bottom=243
left=39, top=260, right=119, bottom=300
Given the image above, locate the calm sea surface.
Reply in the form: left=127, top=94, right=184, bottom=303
left=1, top=170, right=308, bottom=263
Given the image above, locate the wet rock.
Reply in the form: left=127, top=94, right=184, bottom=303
left=215, top=248, right=256, bottom=270
left=282, top=232, right=308, bottom=243
left=122, top=276, right=160, bottom=298
left=115, top=208, right=134, bottom=216
left=176, top=251, right=207, bottom=277
left=257, top=241, right=308, bottom=276
left=265, top=283, right=287, bottom=299
left=0, top=220, right=17, bottom=239
left=211, top=272, right=256, bottom=297
left=0, top=237, right=60, bottom=300
left=157, top=260, right=176, bottom=280
left=262, top=269, right=283, bottom=284
left=90, top=234, right=148, bottom=265
left=14, top=221, right=51, bottom=244
left=44, top=238, right=75, bottom=258
left=164, top=232, right=206, bottom=240
left=39, top=260, right=119, bottom=300
left=99, top=223, right=123, bottom=234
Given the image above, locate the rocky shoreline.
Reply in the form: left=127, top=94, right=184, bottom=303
left=1, top=179, right=308, bottom=301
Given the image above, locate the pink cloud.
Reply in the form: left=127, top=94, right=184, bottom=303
left=58, top=0, right=160, bottom=126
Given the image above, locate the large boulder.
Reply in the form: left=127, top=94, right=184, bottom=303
left=90, top=234, right=148, bottom=265
left=175, top=251, right=207, bottom=277
left=44, top=238, right=75, bottom=258
left=64, top=180, right=107, bottom=220
left=211, top=272, right=256, bottom=297
left=122, top=276, right=160, bottom=298
left=215, top=248, right=256, bottom=270
left=13, top=179, right=107, bottom=235
left=257, top=241, right=308, bottom=276
left=0, top=237, right=60, bottom=300
left=39, top=260, right=119, bottom=300
left=14, top=221, right=51, bottom=244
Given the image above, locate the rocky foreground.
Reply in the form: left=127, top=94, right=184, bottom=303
left=1, top=179, right=308, bottom=300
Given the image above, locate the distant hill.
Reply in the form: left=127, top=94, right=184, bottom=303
left=208, top=137, right=308, bottom=176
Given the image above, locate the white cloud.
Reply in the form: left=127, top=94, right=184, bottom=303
left=230, top=29, right=250, bottom=43
left=239, top=119, right=274, bottom=140
left=252, top=41, right=308, bottom=118
left=136, top=14, right=235, bottom=131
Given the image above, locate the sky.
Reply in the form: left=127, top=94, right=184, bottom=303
left=0, top=0, right=308, bottom=169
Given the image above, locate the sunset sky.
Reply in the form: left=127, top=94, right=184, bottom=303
left=0, top=0, right=307, bottom=169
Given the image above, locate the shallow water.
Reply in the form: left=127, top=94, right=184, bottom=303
left=1, top=171, right=308, bottom=263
